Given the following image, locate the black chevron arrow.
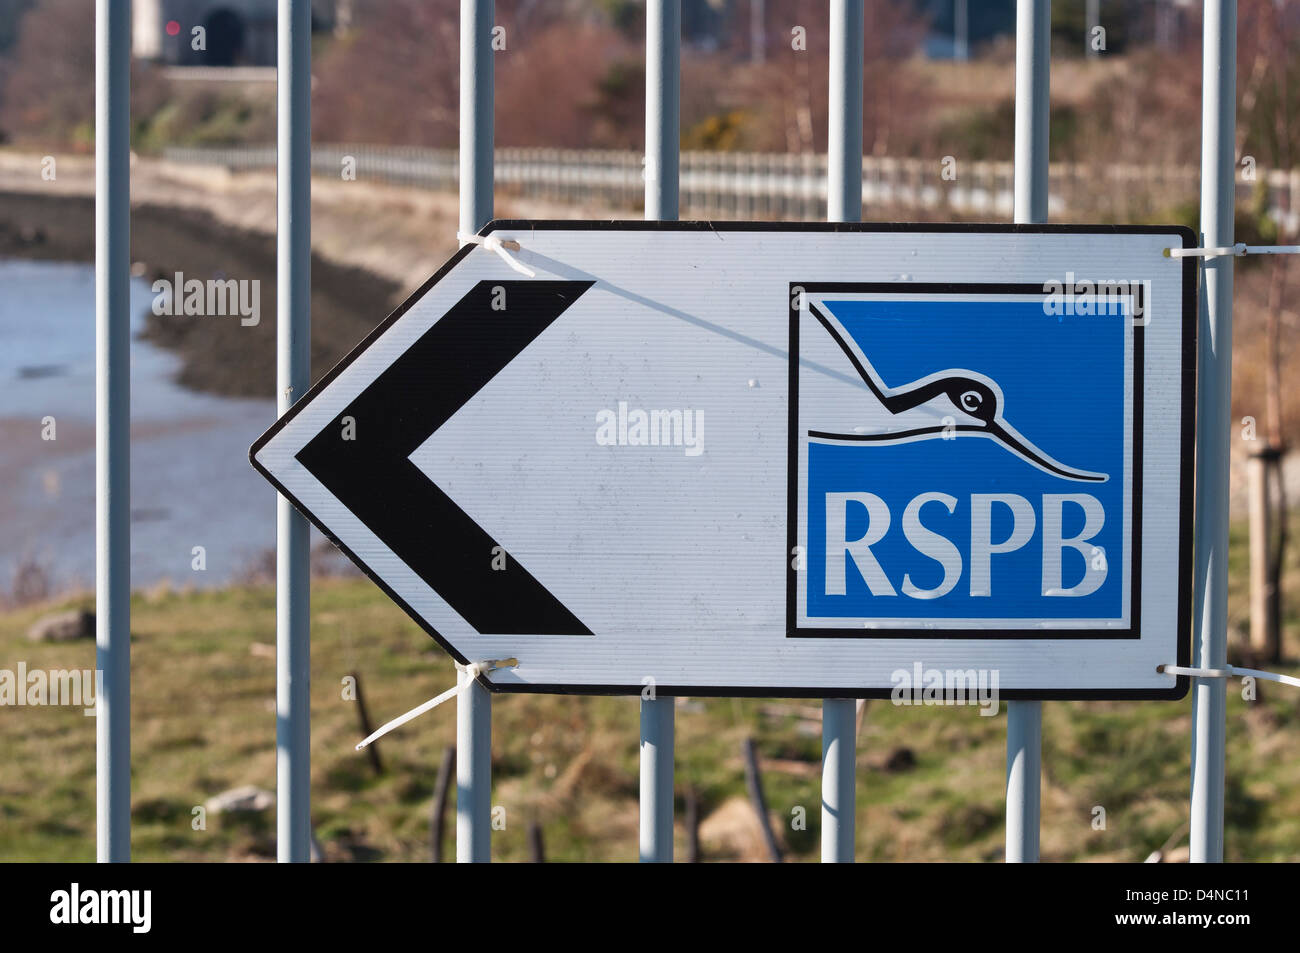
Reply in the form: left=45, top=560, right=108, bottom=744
left=295, top=279, right=595, bottom=635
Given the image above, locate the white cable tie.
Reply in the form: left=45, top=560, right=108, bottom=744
left=1157, top=663, right=1300, bottom=690
left=456, top=231, right=536, bottom=277
left=1164, top=243, right=1300, bottom=259
left=355, top=657, right=519, bottom=750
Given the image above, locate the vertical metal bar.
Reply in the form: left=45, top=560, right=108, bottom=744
left=95, top=0, right=130, bottom=864
left=1006, top=0, right=1049, bottom=864
left=821, top=698, right=856, bottom=862
left=1014, top=0, right=1050, bottom=224
left=828, top=0, right=863, bottom=224
left=459, top=0, right=494, bottom=236
left=456, top=669, right=492, bottom=862
left=1190, top=0, right=1236, bottom=865
left=640, top=0, right=679, bottom=864
left=457, top=0, right=495, bottom=863
left=823, top=0, right=863, bottom=865
left=1005, top=700, right=1041, bottom=862
left=639, top=695, right=675, bottom=862
left=276, top=0, right=312, bottom=864
left=645, top=0, right=680, bottom=221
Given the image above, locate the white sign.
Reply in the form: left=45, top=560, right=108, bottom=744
left=251, top=222, right=1196, bottom=698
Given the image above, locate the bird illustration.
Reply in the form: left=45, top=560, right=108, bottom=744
left=806, top=302, right=1107, bottom=483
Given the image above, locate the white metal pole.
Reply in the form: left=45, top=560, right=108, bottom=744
left=1006, top=0, right=1049, bottom=864
left=639, top=691, right=674, bottom=863
left=640, top=0, right=679, bottom=864
left=95, top=0, right=131, bottom=864
left=1190, top=0, right=1236, bottom=865
left=276, top=0, right=312, bottom=864
left=460, top=0, right=495, bottom=237
left=823, top=0, right=863, bottom=865
left=457, top=0, right=495, bottom=864
left=456, top=666, right=492, bottom=862
left=645, top=0, right=680, bottom=222
left=828, top=0, right=863, bottom=224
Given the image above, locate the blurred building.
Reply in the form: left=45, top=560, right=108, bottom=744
left=133, top=0, right=342, bottom=66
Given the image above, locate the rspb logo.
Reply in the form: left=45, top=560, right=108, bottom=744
left=789, top=282, right=1139, bottom=638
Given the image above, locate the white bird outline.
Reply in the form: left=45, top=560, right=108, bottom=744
left=807, top=301, right=1109, bottom=483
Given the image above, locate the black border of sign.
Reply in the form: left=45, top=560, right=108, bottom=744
left=787, top=281, right=1143, bottom=640
left=250, top=220, right=1198, bottom=701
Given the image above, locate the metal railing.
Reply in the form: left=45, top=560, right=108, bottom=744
left=90, top=0, right=1256, bottom=866
left=163, top=143, right=1299, bottom=228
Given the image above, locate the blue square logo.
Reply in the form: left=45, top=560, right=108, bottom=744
left=790, top=284, right=1138, bottom=638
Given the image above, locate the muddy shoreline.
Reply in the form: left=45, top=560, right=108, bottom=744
left=0, top=189, right=402, bottom=398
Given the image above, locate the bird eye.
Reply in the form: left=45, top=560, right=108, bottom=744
left=960, top=390, right=982, bottom=412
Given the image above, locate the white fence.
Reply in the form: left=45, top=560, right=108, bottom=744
left=163, top=143, right=1300, bottom=228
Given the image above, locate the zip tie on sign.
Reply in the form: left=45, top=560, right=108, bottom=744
left=1164, top=243, right=1300, bottom=260
left=456, top=231, right=536, bottom=277
left=355, top=658, right=519, bottom=750
left=1157, top=663, right=1300, bottom=690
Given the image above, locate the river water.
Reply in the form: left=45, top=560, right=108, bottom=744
left=1, top=258, right=281, bottom=593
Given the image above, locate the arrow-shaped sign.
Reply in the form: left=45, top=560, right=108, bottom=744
left=251, top=221, right=1197, bottom=699
left=294, top=279, right=594, bottom=636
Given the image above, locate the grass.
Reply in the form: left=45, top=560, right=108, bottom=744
left=1, top=521, right=1298, bottom=862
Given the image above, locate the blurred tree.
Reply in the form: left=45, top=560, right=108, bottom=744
left=498, top=20, right=641, bottom=149
left=1237, top=0, right=1297, bottom=665
left=313, top=0, right=641, bottom=149
left=0, top=0, right=168, bottom=148
left=1050, top=0, right=1139, bottom=55
left=312, top=0, right=460, bottom=147
left=592, top=0, right=644, bottom=38
left=698, top=0, right=930, bottom=154
left=1238, top=0, right=1300, bottom=174
left=0, top=0, right=37, bottom=54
